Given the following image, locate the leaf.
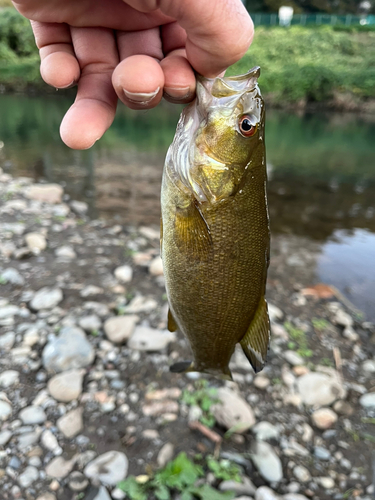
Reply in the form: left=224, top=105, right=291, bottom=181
left=154, top=484, right=170, bottom=500
left=117, top=477, right=148, bottom=500
left=189, top=484, right=236, bottom=500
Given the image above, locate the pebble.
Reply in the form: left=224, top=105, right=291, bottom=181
left=45, top=456, right=76, bottom=479
left=252, top=421, right=280, bottom=441
left=157, top=442, right=174, bottom=468
left=250, top=441, right=283, bottom=483
left=30, top=287, right=63, bottom=311
left=42, top=326, right=94, bottom=372
left=0, top=370, right=19, bottom=388
left=311, top=408, right=338, bottom=429
left=25, top=184, right=63, bottom=203
left=362, top=359, right=375, bottom=374
left=212, top=387, right=256, bottom=433
left=268, top=303, right=284, bottom=323
left=255, top=486, right=280, bottom=500
left=359, top=392, right=375, bottom=408
left=0, top=430, right=12, bottom=446
left=333, top=400, right=354, bottom=416
left=41, top=429, right=62, bottom=455
left=79, top=314, right=102, bottom=333
left=334, top=308, right=353, bottom=327
left=142, top=400, right=179, bottom=417
left=48, top=369, right=84, bottom=402
left=93, top=486, right=112, bottom=500
left=0, top=305, right=19, bottom=319
left=284, top=350, right=305, bottom=366
left=219, top=477, right=256, bottom=496
left=17, top=465, right=39, bottom=487
left=19, top=406, right=46, bottom=425
left=318, top=476, right=335, bottom=488
left=36, top=495, right=56, bottom=500
left=70, top=200, right=88, bottom=215
left=55, top=245, right=77, bottom=259
left=25, top=232, right=47, bottom=253
left=314, top=446, right=331, bottom=460
left=128, top=326, right=176, bottom=351
left=0, top=332, right=15, bottom=350
left=57, top=407, right=83, bottom=438
left=0, top=268, right=24, bottom=286
left=293, top=465, right=311, bottom=482
left=80, top=285, right=104, bottom=297
left=114, top=265, right=133, bottom=283
left=124, top=296, right=158, bottom=313
left=84, top=451, right=129, bottom=485
left=149, top=256, right=164, bottom=276
left=253, top=376, right=270, bottom=389
left=104, top=315, right=139, bottom=343
left=68, top=471, right=89, bottom=491
left=297, top=372, right=345, bottom=406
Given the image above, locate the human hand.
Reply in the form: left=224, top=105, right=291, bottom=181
left=13, top=0, right=253, bottom=149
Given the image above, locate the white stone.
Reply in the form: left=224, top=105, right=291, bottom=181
left=25, top=184, right=63, bottom=204
left=255, top=486, right=280, bottom=500
left=45, top=456, right=75, bottom=479
left=55, top=245, right=76, bottom=259
left=250, top=441, right=283, bottom=483
left=93, top=487, right=112, bottom=500
left=284, top=350, right=305, bottom=366
left=0, top=305, right=19, bottom=319
left=42, top=326, right=94, bottom=372
left=149, top=256, right=164, bottom=276
left=252, top=421, right=280, bottom=441
left=30, top=287, right=63, bottom=311
left=212, top=387, right=256, bottom=433
left=19, top=406, right=46, bottom=425
left=157, top=443, right=174, bottom=468
left=114, top=265, right=133, bottom=283
left=79, top=314, right=102, bottom=333
left=1, top=268, right=24, bottom=286
left=25, top=232, right=47, bottom=252
left=311, top=408, right=338, bottom=429
left=362, top=360, right=375, bottom=374
left=0, top=370, right=19, bottom=388
left=293, top=465, right=311, bottom=482
left=297, top=372, right=345, bottom=406
left=18, top=465, right=39, bottom=487
left=0, top=430, right=12, bottom=446
left=41, top=430, right=62, bottom=455
left=0, top=332, right=15, bottom=350
left=57, top=407, right=83, bottom=438
left=80, top=285, right=104, bottom=297
left=359, top=392, right=375, bottom=409
left=48, top=370, right=84, bottom=403
left=268, top=303, right=283, bottom=323
left=104, top=315, right=139, bottom=343
left=333, top=309, right=353, bottom=327
left=124, top=296, right=158, bottom=313
left=70, top=200, right=88, bottom=215
left=84, top=451, right=128, bottom=485
left=128, top=326, right=176, bottom=351
left=318, top=477, right=335, bottom=488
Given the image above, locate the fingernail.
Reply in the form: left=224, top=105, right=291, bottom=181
left=123, top=87, right=160, bottom=105
left=58, top=80, right=76, bottom=90
left=164, top=86, right=190, bottom=100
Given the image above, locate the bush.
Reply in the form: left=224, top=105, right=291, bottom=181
left=0, top=7, right=37, bottom=57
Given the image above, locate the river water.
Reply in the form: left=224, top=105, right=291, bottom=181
left=1, top=94, right=375, bottom=319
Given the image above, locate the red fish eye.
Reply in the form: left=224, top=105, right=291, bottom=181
left=239, top=116, right=257, bottom=137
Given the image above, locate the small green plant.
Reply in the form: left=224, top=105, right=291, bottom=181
left=361, top=417, right=375, bottom=424
left=0, top=276, right=7, bottom=285
left=206, top=456, right=241, bottom=482
left=124, top=248, right=136, bottom=258
left=284, top=321, right=313, bottom=358
left=312, top=318, right=329, bottom=331
left=76, top=218, right=85, bottom=225
left=118, top=453, right=235, bottom=500
left=320, top=357, right=334, bottom=367
left=116, top=305, right=126, bottom=315
left=90, top=329, right=99, bottom=337
left=182, top=380, right=219, bottom=428
left=53, top=215, right=66, bottom=222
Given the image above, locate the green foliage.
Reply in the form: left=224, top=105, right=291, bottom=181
left=118, top=453, right=236, bottom=500
left=206, top=456, right=241, bottom=482
left=312, top=318, right=329, bottom=331
left=181, top=380, right=219, bottom=428
left=0, top=8, right=37, bottom=57
left=284, top=321, right=313, bottom=358
left=0, top=275, right=7, bottom=285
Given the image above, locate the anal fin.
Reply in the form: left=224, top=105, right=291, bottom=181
left=240, top=297, right=270, bottom=373
left=167, top=308, right=178, bottom=332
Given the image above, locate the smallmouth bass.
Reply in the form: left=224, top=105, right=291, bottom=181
left=161, top=67, right=270, bottom=379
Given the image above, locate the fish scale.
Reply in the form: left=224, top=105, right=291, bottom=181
left=161, top=68, right=270, bottom=378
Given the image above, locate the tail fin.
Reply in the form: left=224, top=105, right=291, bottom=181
left=169, top=360, right=232, bottom=381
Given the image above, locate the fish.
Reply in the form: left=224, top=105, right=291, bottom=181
left=160, top=67, right=270, bottom=379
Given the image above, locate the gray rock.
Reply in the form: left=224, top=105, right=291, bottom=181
left=41, top=429, right=62, bottom=455
left=0, top=370, right=19, bottom=388
left=0, top=305, right=19, bottom=319
left=68, top=471, right=89, bottom=491
left=359, top=392, right=375, bottom=408
left=0, top=332, right=15, bottom=350
left=36, top=494, right=56, bottom=500
left=19, top=406, right=46, bottom=425
left=80, top=285, right=104, bottom=297
left=0, top=430, right=12, bottom=446
left=48, top=370, right=84, bottom=402
left=104, top=315, right=139, bottom=343
left=70, top=200, right=88, bottom=215
left=114, top=265, right=133, bottom=283
left=362, top=360, right=375, bottom=374
left=293, top=465, right=311, bottom=482
left=297, top=372, right=345, bottom=406
left=79, top=314, right=101, bottom=333
left=219, top=477, right=256, bottom=496
left=25, top=232, right=47, bottom=253
left=267, top=303, right=283, bottom=323
left=124, top=296, right=158, bottom=313
left=314, top=446, right=331, bottom=460
left=0, top=268, right=24, bottom=286
left=45, top=456, right=76, bottom=479
left=84, top=451, right=129, bottom=485
left=30, top=287, right=63, bottom=311
left=250, top=441, right=283, bottom=483
left=252, top=421, right=280, bottom=441
left=333, top=308, right=353, bottom=327
left=25, top=184, right=63, bottom=204
left=284, top=350, right=305, bottom=366
left=128, top=326, right=176, bottom=351
left=157, top=443, right=174, bottom=468
left=17, top=429, right=41, bottom=449
left=9, top=456, right=21, bottom=469
left=311, top=408, right=337, bottom=429
left=212, top=387, right=256, bottom=433
left=57, top=407, right=83, bottom=438
left=18, top=465, right=39, bottom=487
left=42, top=326, right=94, bottom=372
left=93, top=487, right=112, bottom=500
left=255, top=487, right=280, bottom=500
left=1, top=222, right=26, bottom=235
left=55, top=245, right=77, bottom=259
left=283, top=495, right=309, bottom=500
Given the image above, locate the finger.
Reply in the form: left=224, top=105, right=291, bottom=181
left=160, top=22, right=195, bottom=102
left=113, top=29, right=164, bottom=109
left=60, top=27, right=119, bottom=149
left=125, top=0, right=254, bottom=77
left=31, top=21, right=80, bottom=88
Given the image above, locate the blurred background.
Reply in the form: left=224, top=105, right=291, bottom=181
left=0, top=2, right=375, bottom=500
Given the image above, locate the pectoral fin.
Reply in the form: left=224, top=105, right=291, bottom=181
left=167, top=308, right=178, bottom=332
left=240, top=298, right=270, bottom=373
left=174, top=199, right=213, bottom=261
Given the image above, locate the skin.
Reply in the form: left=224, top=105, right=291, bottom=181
left=12, top=0, right=254, bottom=149
left=161, top=74, right=270, bottom=377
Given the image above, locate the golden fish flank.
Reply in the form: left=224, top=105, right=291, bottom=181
left=161, top=67, right=270, bottom=379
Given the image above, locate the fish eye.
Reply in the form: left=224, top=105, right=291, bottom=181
left=239, top=115, right=257, bottom=137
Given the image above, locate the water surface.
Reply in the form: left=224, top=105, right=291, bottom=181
left=1, top=94, right=375, bottom=318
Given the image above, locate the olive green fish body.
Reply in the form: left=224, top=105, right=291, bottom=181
left=161, top=68, right=270, bottom=377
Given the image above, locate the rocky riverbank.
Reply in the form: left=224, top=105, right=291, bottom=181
left=0, top=168, right=374, bottom=500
